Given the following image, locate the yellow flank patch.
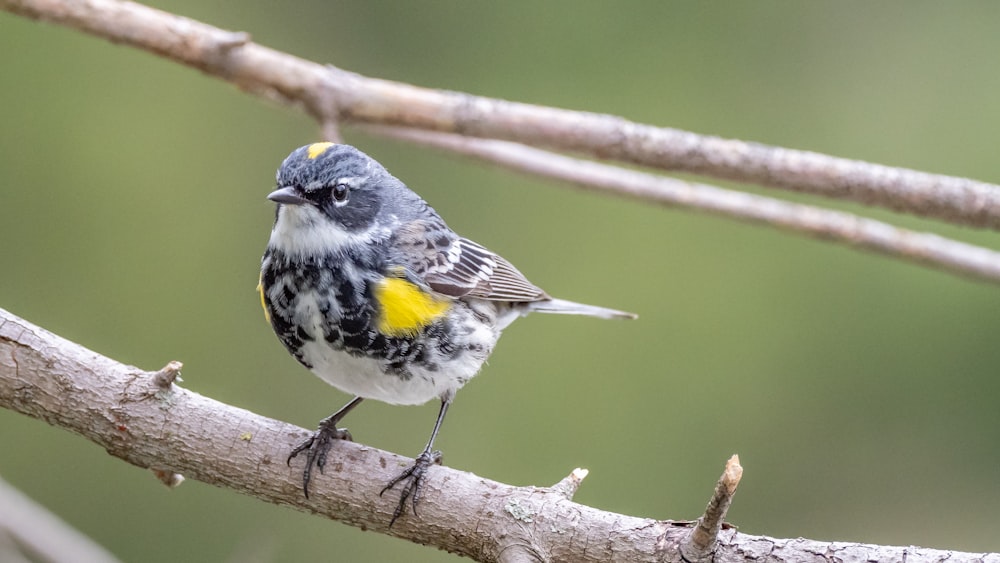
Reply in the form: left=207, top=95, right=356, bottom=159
left=257, top=276, right=271, bottom=324
left=374, top=277, right=450, bottom=338
left=307, top=142, right=335, bottom=159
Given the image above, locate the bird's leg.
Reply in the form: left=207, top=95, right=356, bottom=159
left=381, top=399, right=449, bottom=526
left=288, top=395, right=364, bottom=498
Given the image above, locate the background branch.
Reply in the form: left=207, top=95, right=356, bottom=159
left=2, top=308, right=997, bottom=562
left=367, top=126, right=1000, bottom=285
left=3, top=0, right=1000, bottom=237
left=0, top=475, right=121, bottom=563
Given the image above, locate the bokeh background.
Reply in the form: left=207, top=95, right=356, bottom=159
left=3, top=2, right=1000, bottom=561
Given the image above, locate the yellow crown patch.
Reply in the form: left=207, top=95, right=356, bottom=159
left=307, top=142, right=335, bottom=159
left=374, top=277, right=450, bottom=338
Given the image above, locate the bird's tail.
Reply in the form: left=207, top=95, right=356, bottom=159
left=530, top=298, right=637, bottom=320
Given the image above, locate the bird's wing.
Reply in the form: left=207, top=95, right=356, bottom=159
left=390, top=220, right=549, bottom=302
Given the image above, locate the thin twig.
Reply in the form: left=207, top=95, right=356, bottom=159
left=368, top=126, right=1000, bottom=285
left=3, top=0, right=1000, bottom=230
left=680, top=455, right=743, bottom=563
left=549, top=468, right=589, bottom=501
left=150, top=360, right=182, bottom=389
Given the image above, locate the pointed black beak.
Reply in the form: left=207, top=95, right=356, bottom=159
left=267, top=186, right=310, bottom=205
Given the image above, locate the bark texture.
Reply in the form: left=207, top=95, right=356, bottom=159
left=2, top=308, right=999, bottom=562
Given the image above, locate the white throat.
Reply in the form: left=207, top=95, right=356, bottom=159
left=268, top=205, right=383, bottom=257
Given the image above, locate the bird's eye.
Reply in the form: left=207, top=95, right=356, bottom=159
left=332, top=183, right=350, bottom=205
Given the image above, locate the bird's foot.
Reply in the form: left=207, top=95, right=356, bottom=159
left=287, top=419, right=353, bottom=498
left=380, top=449, right=442, bottom=526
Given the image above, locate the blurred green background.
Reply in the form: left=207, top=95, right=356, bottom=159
left=3, top=2, right=1000, bottom=561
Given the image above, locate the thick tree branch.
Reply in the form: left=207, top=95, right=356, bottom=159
left=3, top=0, right=1000, bottom=234
left=2, top=307, right=999, bottom=562
left=0, top=307, right=651, bottom=561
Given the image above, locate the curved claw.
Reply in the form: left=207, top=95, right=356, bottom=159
left=287, top=424, right=353, bottom=498
left=381, top=449, right=443, bottom=526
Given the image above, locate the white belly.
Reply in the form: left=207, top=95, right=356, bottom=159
left=297, top=342, right=473, bottom=404
left=279, top=279, right=509, bottom=404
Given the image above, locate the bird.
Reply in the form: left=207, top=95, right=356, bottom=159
left=258, top=142, right=636, bottom=524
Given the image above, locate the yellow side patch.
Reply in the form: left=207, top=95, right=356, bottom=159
left=257, top=275, right=271, bottom=324
left=307, top=142, right=335, bottom=159
left=374, top=277, right=450, bottom=338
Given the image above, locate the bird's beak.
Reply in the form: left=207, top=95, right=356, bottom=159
left=267, top=186, right=310, bottom=205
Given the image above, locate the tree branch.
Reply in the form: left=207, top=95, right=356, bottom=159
left=2, top=307, right=998, bottom=562
left=0, top=475, right=121, bottom=563
left=3, top=0, right=1000, bottom=234
left=367, top=125, right=1000, bottom=285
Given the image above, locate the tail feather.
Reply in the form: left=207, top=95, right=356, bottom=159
left=530, top=298, right=637, bottom=320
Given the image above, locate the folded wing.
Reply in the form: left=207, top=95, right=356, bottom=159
left=390, top=220, right=549, bottom=303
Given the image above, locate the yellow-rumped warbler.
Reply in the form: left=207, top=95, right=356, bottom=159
left=259, top=142, right=636, bottom=523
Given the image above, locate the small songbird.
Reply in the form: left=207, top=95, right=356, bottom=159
left=259, top=142, right=636, bottom=524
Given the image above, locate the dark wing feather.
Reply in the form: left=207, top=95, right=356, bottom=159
left=390, top=220, right=548, bottom=302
